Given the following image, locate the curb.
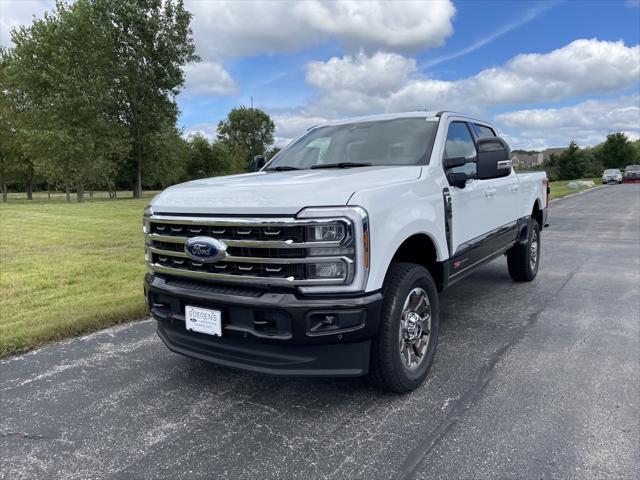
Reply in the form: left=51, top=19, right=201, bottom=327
left=550, top=185, right=605, bottom=204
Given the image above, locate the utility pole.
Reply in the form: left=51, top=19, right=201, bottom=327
left=250, top=96, right=255, bottom=158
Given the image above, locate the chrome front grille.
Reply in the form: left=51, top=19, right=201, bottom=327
left=144, top=214, right=359, bottom=287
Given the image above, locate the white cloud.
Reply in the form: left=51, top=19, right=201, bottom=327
left=496, top=95, right=640, bottom=149
left=298, top=0, right=455, bottom=53
left=0, top=0, right=52, bottom=47
left=186, top=0, right=455, bottom=59
left=184, top=123, right=219, bottom=142
left=306, top=52, right=416, bottom=95
left=277, top=39, right=639, bottom=149
left=182, top=61, right=237, bottom=96
left=301, top=39, right=640, bottom=116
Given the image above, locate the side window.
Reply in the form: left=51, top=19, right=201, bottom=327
left=444, top=122, right=476, bottom=176
left=473, top=124, right=496, bottom=138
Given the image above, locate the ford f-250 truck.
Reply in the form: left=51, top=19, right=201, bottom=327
left=143, top=111, right=548, bottom=393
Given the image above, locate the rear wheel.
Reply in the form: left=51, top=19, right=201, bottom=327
left=507, top=220, right=540, bottom=281
left=368, top=263, right=440, bottom=393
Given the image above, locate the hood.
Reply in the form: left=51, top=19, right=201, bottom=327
left=151, top=166, right=422, bottom=215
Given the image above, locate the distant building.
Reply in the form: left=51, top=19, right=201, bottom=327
left=512, top=152, right=543, bottom=168
left=512, top=147, right=567, bottom=169
left=541, top=147, right=566, bottom=162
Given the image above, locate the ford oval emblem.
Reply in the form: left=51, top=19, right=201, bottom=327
left=185, top=236, right=227, bottom=263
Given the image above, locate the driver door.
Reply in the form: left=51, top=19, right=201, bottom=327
left=443, top=122, right=487, bottom=254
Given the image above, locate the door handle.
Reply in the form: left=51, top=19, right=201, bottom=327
left=509, top=184, right=520, bottom=192
left=484, top=188, right=497, bottom=198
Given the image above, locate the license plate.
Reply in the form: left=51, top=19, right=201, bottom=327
left=185, top=306, right=222, bottom=337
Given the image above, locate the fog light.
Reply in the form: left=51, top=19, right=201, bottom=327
left=306, top=262, right=346, bottom=279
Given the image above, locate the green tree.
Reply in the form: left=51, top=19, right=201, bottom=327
left=93, top=0, right=198, bottom=197
left=217, top=107, right=275, bottom=169
left=143, top=124, right=189, bottom=188
left=185, top=134, right=217, bottom=179
left=599, top=132, right=636, bottom=170
left=7, top=0, right=129, bottom=202
left=557, top=141, right=586, bottom=180
left=0, top=48, right=19, bottom=202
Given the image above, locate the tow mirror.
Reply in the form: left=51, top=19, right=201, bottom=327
left=476, top=137, right=512, bottom=180
left=447, top=172, right=468, bottom=189
left=442, top=156, right=468, bottom=169
left=249, top=154, right=267, bottom=172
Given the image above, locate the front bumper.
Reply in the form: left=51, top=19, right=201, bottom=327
left=145, top=274, right=383, bottom=376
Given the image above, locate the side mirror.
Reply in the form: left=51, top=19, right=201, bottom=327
left=249, top=154, right=267, bottom=172
left=447, top=172, right=468, bottom=189
left=476, top=137, right=512, bottom=180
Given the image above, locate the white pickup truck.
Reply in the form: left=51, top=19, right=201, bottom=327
left=143, top=111, right=548, bottom=392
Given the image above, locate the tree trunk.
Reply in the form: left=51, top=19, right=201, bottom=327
left=133, top=159, right=142, bottom=199
left=89, top=190, right=94, bottom=200
left=26, top=182, right=33, bottom=200
left=65, top=181, right=71, bottom=203
left=1, top=183, right=7, bottom=203
left=76, top=182, right=85, bottom=203
left=47, top=184, right=51, bottom=200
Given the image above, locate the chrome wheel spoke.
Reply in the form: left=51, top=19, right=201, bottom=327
left=416, top=296, right=429, bottom=316
left=408, top=291, right=422, bottom=310
left=403, top=343, right=412, bottom=367
left=413, top=337, right=427, bottom=358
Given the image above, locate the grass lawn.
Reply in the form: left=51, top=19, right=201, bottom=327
left=549, top=177, right=602, bottom=200
left=0, top=195, right=155, bottom=357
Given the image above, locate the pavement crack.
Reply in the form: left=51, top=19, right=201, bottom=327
left=393, top=266, right=581, bottom=480
left=0, top=431, right=53, bottom=441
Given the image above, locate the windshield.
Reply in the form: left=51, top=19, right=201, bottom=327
left=625, top=165, right=640, bottom=172
left=604, top=169, right=620, bottom=175
left=267, top=118, right=439, bottom=170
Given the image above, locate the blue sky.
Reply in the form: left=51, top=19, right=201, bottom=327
left=2, top=0, right=639, bottom=149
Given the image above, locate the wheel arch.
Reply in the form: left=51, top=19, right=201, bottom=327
left=531, top=199, right=543, bottom=229
left=386, top=233, right=446, bottom=291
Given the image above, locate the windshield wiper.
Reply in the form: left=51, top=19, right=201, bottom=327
left=265, top=166, right=300, bottom=171
left=311, top=162, right=372, bottom=169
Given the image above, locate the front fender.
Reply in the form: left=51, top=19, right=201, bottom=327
left=349, top=177, right=448, bottom=292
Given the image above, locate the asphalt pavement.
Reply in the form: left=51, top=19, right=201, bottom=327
left=1, top=184, right=639, bottom=480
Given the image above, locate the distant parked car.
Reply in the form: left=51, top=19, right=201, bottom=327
left=602, top=168, right=622, bottom=184
left=622, top=165, right=640, bottom=183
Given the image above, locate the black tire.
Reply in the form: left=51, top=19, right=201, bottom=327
left=368, top=262, right=440, bottom=393
left=507, top=220, right=540, bottom=281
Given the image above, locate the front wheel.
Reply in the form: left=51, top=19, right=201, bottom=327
left=507, top=220, right=540, bottom=281
left=368, top=263, right=440, bottom=393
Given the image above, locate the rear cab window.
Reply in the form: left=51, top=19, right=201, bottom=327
left=473, top=123, right=496, bottom=138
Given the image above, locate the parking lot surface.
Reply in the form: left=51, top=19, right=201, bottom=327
left=1, top=185, right=639, bottom=479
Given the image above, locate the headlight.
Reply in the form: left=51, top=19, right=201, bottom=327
left=297, top=206, right=369, bottom=294
left=305, top=223, right=346, bottom=242
left=306, top=261, right=347, bottom=280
